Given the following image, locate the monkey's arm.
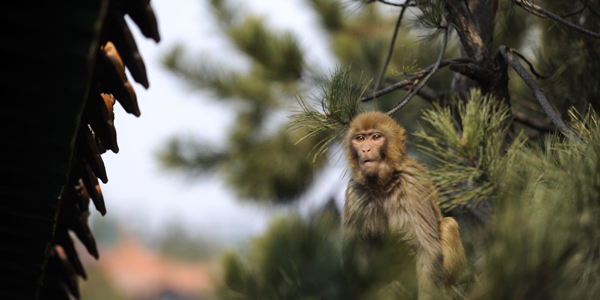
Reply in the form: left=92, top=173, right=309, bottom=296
left=440, top=216, right=466, bottom=285
left=392, top=168, right=445, bottom=299
left=407, top=200, right=445, bottom=300
left=413, top=217, right=445, bottom=300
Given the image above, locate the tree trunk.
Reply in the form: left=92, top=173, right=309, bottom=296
left=446, top=0, right=510, bottom=109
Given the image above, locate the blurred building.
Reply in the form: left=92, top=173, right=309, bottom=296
left=97, top=237, right=213, bottom=300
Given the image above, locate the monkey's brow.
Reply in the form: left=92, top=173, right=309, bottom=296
left=355, top=131, right=384, bottom=136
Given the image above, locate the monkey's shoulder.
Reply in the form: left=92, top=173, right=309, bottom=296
left=397, top=159, right=435, bottom=188
left=398, top=157, right=430, bottom=177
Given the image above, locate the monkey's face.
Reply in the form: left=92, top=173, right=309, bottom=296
left=351, top=131, right=387, bottom=176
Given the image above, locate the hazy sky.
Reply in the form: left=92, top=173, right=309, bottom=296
left=98, top=0, right=351, bottom=245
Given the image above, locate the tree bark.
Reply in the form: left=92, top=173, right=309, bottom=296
left=446, top=0, right=510, bottom=109
left=446, top=0, right=510, bottom=100
left=451, top=0, right=497, bottom=96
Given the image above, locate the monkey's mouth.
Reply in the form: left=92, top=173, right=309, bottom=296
left=362, top=159, right=379, bottom=165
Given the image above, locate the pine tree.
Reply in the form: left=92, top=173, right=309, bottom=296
left=159, top=0, right=600, bottom=298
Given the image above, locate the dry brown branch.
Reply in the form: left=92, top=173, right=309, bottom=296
left=499, top=45, right=582, bottom=143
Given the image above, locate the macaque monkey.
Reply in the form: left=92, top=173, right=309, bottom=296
left=343, top=111, right=466, bottom=299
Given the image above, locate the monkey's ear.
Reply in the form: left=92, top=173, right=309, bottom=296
left=400, top=129, right=406, bottom=137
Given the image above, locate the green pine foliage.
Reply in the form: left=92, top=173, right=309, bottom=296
left=414, top=0, right=446, bottom=31
left=414, top=89, right=522, bottom=212
left=215, top=95, right=600, bottom=300
left=307, top=0, right=344, bottom=31
left=159, top=0, right=600, bottom=297
left=289, top=66, right=366, bottom=162
left=226, top=130, right=322, bottom=200
left=472, top=108, right=600, bottom=299
left=215, top=211, right=343, bottom=300
left=228, top=17, right=304, bottom=81
left=214, top=209, right=419, bottom=300
left=158, top=135, right=226, bottom=176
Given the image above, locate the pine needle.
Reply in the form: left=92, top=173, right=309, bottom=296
left=415, top=88, right=520, bottom=211
left=289, top=66, right=366, bottom=162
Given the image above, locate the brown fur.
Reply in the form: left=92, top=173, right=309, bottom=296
left=440, top=217, right=467, bottom=286
left=343, top=111, right=466, bottom=299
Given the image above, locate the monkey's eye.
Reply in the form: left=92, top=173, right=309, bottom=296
left=373, top=134, right=381, bottom=140
left=356, top=136, right=365, bottom=141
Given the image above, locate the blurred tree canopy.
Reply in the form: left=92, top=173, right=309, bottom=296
left=159, top=0, right=600, bottom=204
left=215, top=207, right=420, bottom=300
left=159, top=0, right=600, bottom=299
left=159, top=0, right=445, bottom=202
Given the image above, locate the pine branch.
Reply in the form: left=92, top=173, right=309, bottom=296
left=387, top=24, right=449, bottom=115
left=513, top=0, right=600, bottom=39
left=499, top=45, right=583, bottom=143
left=415, top=89, right=516, bottom=212
left=374, top=6, right=407, bottom=92
left=289, top=67, right=365, bottom=161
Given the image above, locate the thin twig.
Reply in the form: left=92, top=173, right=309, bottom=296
left=398, top=85, right=445, bottom=102
left=513, top=0, right=600, bottom=39
left=512, top=111, right=556, bottom=132
left=360, top=58, right=473, bottom=102
left=512, top=95, right=546, bottom=113
left=560, top=5, right=585, bottom=18
left=580, top=0, right=600, bottom=18
left=361, top=79, right=416, bottom=102
left=387, top=25, right=449, bottom=115
left=509, top=48, right=554, bottom=79
left=499, top=45, right=583, bottom=143
left=376, top=0, right=417, bottom=7
left=405, top=57, right=475, bottom=77
left=374, top=6, right=407, bottom=93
